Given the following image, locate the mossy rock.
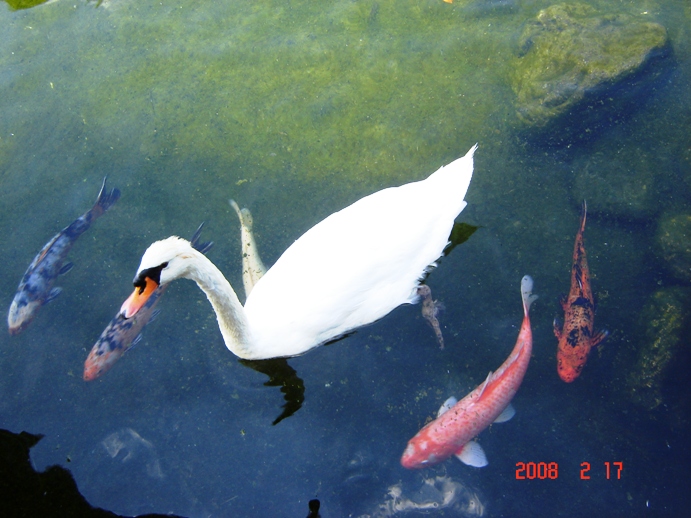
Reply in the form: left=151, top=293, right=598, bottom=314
left=656, top=212, right=691, bottom=283
left=511, top=3, right=670, bottom=141
left=679, top=138, right=691, bottom=193
left=626, top=287, right=690, bottom=410
left=3, top=0, right=49, bottom=9
left=571, top=146, right=657, bottom=221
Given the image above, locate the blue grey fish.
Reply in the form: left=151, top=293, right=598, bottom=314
left=8, top=178, right=121, bottom=335
left=83, top=224, right=212, bottom=381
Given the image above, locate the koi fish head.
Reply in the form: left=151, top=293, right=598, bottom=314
left=83, top=347, right=108, bottom=381
left=7, top=298, right=40, bottom=335
left=557, top=356, right=581, bottom=383
left=400, top=437, right=442, bottom=469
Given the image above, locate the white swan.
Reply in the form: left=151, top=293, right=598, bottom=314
left=120, top=145, right=477, bottom=360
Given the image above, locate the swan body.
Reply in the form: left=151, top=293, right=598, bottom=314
left=121, top=145, right=477, bottom=360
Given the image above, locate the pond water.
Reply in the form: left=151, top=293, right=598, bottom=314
left=0, top=0, right=689, bottom=516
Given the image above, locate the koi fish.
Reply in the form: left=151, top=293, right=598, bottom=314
left=83, top=285, right=166, bottom=381
left=83, top=224, right=212, bottom=381
left=417, top=284, right=445, bottom=349
left=229, top=199, right=266, bottom=299
left=554, top=201, right=608, bottom=383
left=401, top=275, right=537, bottom=469
left=8, top=178, right=120, bottom=335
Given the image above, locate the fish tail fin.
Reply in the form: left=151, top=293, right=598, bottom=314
left=521, top=275, right=537, bottom=316
left=93, top=176, right=121, bottom=214
left=580, top=200, right=587, bottom=233
left=230, top=199, right=242, bottom=219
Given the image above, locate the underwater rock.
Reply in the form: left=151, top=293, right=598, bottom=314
left=102, top=428, right=164, bottom=479
left=359, top=476, right=484, bottom=517
left=656, top=213, right=691, bottom=283
left=4, top=0, right=50, bottom=10
left=511, top=3, right=670, bottom=141
left=626, top=287, right=690, bottom=410
left=571, top=145, right=657, bottom=221
left=682, top=145, right=691, bottom=193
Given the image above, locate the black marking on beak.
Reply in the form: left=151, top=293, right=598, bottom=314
left=133, top=263, right=167, bottom=293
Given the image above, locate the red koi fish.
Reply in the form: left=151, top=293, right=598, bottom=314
left=401, top=275, right=537, bottom=469
left=554, top=201, right=608, bottom=383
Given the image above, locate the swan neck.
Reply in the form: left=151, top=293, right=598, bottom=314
left=186, top=252, right=255, bottom=358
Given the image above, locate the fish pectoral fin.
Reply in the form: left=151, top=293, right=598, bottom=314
left=455, top=441, right=488, bottom=468
left=149, top=309, right=162, bottom=324
left=559, top=294, right=567, bottom=310
left=436, top=396, right=458, bottom=418
left=591, top=329, right=609, bottom=347
left=130, top=333, right=143, bottom=349
left=45, top=287, right=62, bottom=303
left=493, top=403, right=516, bottom=424
left=58, top=262, right=74, bottom=275
left=553, top=318, right=562, bottom=339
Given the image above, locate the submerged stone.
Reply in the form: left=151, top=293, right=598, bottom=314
left=626, top=287, right=690, bottom=410
left=4, top=0, right=50, bottom=10
left=656, top=212, right=691, bottom=283
left=571, top=145, right=658, bottom=221
left=511, top=3, right=670, bottom=141
left=680, top=140, right=691, bottom=193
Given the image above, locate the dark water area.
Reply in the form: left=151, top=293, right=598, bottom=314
left=1, top=0, right=690, bottom=516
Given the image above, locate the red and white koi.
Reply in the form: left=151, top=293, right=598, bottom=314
left=401, top=275, right=537, bottom=469
left=8, top=178, right=120, bottom=335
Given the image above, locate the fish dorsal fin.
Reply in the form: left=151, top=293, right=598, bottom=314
left=437, top=396, right=458, bottom=418
left=475, top=371, right=493, bottom=401
left=455, top=440, right=488, bottom=468
left=493, top=403, right=515, bottom=423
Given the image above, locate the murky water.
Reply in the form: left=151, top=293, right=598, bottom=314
left=1, top=0, right=689, bottom=516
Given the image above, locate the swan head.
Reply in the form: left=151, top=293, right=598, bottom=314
left=120, top=237, right=196, bottom=318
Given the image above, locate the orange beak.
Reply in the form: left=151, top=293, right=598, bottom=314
left=120, top=276, right=158, bottom=318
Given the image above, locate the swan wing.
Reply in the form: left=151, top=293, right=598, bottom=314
left=244, top=146, right=476, bottom=358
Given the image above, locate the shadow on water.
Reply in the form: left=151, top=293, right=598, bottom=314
left=238, top=358, right=305, bottom=426
left=0, top=428, right=181, bottom=518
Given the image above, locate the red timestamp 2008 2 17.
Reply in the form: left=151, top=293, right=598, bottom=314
left=515, top=462, right=624, bottom=480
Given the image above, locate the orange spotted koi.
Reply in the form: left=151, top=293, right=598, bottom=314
left=554, top=201, right=608, bottom=383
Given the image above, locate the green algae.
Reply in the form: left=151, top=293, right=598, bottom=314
left=3, top=0, right=49, bottom=10
left=626, top=287, right=690, bottom=410
left=571, top=144, right=658, bottom=222
left=1, top=0, right=516, bottom=198
left=656, top=213, right=691, bottom=283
